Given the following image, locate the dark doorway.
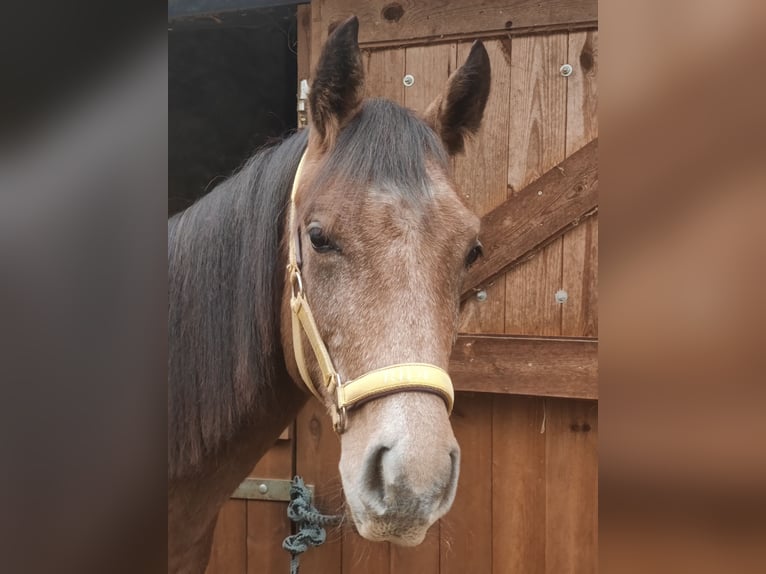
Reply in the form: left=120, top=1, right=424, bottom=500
left=168, top=5, right=298, bottom=215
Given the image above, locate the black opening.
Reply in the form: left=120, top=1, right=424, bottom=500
left=168, top=5, right=298, bottom=215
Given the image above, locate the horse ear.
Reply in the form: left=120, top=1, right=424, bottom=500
left=424, top=41, right=491, bottom=155
left=309, top=16, right=364, bottom=149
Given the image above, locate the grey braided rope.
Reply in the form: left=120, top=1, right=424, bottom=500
left=282, top=476, right=343, bottom=574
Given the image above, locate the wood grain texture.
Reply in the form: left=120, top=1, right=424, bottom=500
left=504, top=32, right=568, bottom=336
left=440, top=393, right=493, bottom=574
left=450, top=334, right=597, bottom=399
left=205, top=501, right=247, bottom=574
left=461, top=138, right=598, bottom=298
left=505, top=240, right=563, bottom=336
left=297, top=3, right=312, bottom=82
left=342, top=526, right=391, bottom=574
left=391, top=524, right=440, bottom=574
left=544, top=399, right=598, bottom=574
left=403, top=42, right=457, bottom=113
left=492, top=395, right=546, bottom=574
left=565, top=30, right=598, bottom=156
left=561, top=217, right=598, bottom=337
left=294, top=401, right=344, bottom=574
left=246, top=430, right=294, bottom=573
left=561, top=30, right=598, bottom=337
left=364, top=47, right=406, bottom=102
left=314, top=0, right=597, bottom=47
left=456, top=39, right=511, bottom=334
left=247, top=501, right=291, bottom=574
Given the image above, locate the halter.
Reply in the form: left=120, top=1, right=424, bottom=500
left=286, top=152, right=455, bottom=433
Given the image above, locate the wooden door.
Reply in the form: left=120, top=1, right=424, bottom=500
left=294, top=2, right=598, bottom=574
left=207, top=1, right=598, bottom=572
left=205, top=429, right=295, bottom=574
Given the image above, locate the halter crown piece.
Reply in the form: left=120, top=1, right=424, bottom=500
left=286, top=152, right=455, bottom=433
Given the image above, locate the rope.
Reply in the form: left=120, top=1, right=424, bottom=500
left=282, top=476, right=343, bottom=574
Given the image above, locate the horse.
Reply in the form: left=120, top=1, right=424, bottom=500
left=168, top=16, right=491, bottom=573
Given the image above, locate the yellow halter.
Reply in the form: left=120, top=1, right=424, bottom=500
left=286, top=152, right=454, bottom=433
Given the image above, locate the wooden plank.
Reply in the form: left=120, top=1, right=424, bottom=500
left=492, top=395, right=546, bottom=574
left=403, top=43, right=457, bottom=114
left=297, top=3, right=312, bottom=81
left=314, top=0, right=597, bottom=48
left=364, top=48, right=405, bottom=102
left=294, top=400, right=344, bottom=574
left=564, top=30, right=598, bottom=155
left=391, top=525, right=440, bottom=574
left=456, top=39, right=511, bottom=334
left=561, top=217, right=598, bottom=337
left=247, top=500, right=291, bottom=574
left=544, top=399, right=598, bottom=573
left=503, top=32, right=568, bottom=336
left=246, top=424, right=294, bottom=573
left=562, top=30, right=598, bottom=337
left=440, top=393, right=493, bottom=574
left=342, top=525, right=390, bottom=574
left=450, top=335, right=598, bottom=400
left=504, top=240, right=564, bottom=336
left=461, top=138, right=598, bottom=298
left=206, top=500, right=247, bottom=574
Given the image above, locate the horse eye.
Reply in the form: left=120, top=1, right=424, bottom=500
left=307, top=225, right=334, bottom=253
left=465, top=243, right=483, bottom=267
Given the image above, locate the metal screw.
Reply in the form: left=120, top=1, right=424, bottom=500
left=555, top=289, right=568, bottom=303
left=258, top=483, right=268, bottom=494
left=560, top=64, right=573, bottom=77
left=403, top=74, right=415, bottom=87
left=476, top=290, right=488, bottom=302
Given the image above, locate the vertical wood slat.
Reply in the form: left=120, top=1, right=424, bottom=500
left=544, top=399, right=598, bottom=574
left=246, top=436, right=294, bottom=574
left=456, top=39, right=511, bottom=335
left=295, top=401, right=344, bottom=574
left=492, top=396, right=546, bottom=574
left=504, top=33, right=569, bottom=337
left=403, top=43, right=456, bottom=114
left=206, top=501, right=247, bottom=574
left=297, top=3, right=312, bottom=85
left=561, top=217, right=598, bottom=337
left=364, top=48, right=405, bottom=103
left=343, top=526, right=391, bottom=574
left=562, top=30, right=599, bottom=338
left=391, top=526, right=440, bottom=574
left=441, top=393, right=493, bottom=574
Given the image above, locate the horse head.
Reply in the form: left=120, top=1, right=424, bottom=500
left=281, top=16, right=490, bottom=546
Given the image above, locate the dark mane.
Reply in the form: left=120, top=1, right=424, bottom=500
left=310, top=99, right=449, bottom=198
left=168, top=129, right=307, bottom=478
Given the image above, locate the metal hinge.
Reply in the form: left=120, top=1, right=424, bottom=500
left=297, top=79, right=310, bottom=127
left=231, top=477, right=314, bottom=502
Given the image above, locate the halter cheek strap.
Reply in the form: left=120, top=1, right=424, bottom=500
left=286, top=152, right=454, bottom=433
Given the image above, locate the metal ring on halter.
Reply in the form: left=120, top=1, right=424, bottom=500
left=333, top=406, right=347, bottom=434
left=290, top=268, right=304, bottom=299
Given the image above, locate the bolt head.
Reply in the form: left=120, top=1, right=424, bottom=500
left=476, top=290, right=488, bottom=302
left=555, top=289, right=568, bottom=303
left=560, top=64, right=573, bottom=77
left=258, top=483, right=268, bottom=494
left=403, top=74, right=415, bottom=87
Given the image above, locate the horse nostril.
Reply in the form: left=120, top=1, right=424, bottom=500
left=363, top=445, right=391, bottom=507
left=439, top=446, right=460, bottom=507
